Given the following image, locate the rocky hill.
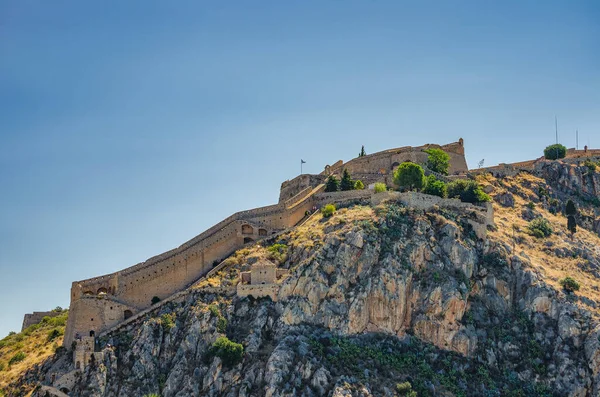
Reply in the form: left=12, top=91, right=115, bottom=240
left=5, top=160, right=600, bottom=397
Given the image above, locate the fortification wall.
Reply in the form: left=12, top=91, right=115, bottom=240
left=236, top=284, right=280, bottom=301
left=279, top=174, right=326, bottom=202
left=314, top=190, right=372, bottom=206
left=22, top=311, right=62, bottom=331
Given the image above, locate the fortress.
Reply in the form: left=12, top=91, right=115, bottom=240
left=62, top=140, right=470, bottom=348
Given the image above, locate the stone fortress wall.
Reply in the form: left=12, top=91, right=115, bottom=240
left=63, top=139, right=468, bottom=347
left=22, top=311, right=63, bottom=331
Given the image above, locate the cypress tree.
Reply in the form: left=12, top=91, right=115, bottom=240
left=325, top=175, right=340, bottom=192
left=340, top=169, right=355, bottom=191
left=359, top=145, right=367, bottom=157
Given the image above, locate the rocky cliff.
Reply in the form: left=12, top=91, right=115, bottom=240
left=7, top=164, right=600, bottom=397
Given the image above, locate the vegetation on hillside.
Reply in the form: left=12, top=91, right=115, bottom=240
left=0, top=310, right=68, bottom=394
left=424, top=147, right=450, bottom=175
left=543, top=144, right=567, bottom=160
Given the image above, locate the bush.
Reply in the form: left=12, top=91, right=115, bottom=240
left=324, top=175, right=340, bottom=192
left=340, top=169, right=354, bottom=191
left=8, top=351, right=26, bottom=366
left=321, top=204, right=336, bottom=218
left=354, top=180, right=365, bottom=190
left=151, top=296, right=161, bottom=305
left=423, top=175, right=447, bottom=198
left=396, top=381, right=417, bottom=397
left=544, top=144, right=567, bottom=160
left=560, top=276, right=580, bottom=293
left=526, top=201, right=536, bottom=209
left=161, top=313, right=176, bottom=331
left=211, top=336, right=244, bottom=366
left=0, top=362, right=5, bottom=371
left=567, top=215, right=577, bottom=236
left=374, top=182, right=387, bottom=193
left=424, top=148, right=450, bottom=175
left=584, top=159, right=597, bottom=172
left=393, top=162, right=425, bottom=191
left=447, top=179, right=491, bottom=203
left=528, top=217, right=553, bottom=238
left=267, top=243, right=288, bottom=263
left=47, top=328, right=62, bottom=342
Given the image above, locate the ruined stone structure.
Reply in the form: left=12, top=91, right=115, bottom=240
left=64, top=139, right=469, bottom=348
left=21, top=311, right=62, bottom=331
left=237, top=260, right=289, bottom=301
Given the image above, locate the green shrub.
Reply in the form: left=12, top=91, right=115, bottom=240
left=526, top=201, right=536, bottom=209
left=374, top=182, right=387, bottom=193
left=544, top=144, right=567, bottom=160
left=47, top=328, right=62, bottom=342
left=354, top=180, right=365, bottom=190
left=8, top=351, right=26, bottom=366
left=567, top=215, right=577, bottom=236
left=423, top=175, right=447, bottom=198
left=211, top=336, right=244, bottom=366
left=447, top=179, right=491, bottom=203
left=396, top=381, right=417, bottom=397
left=528, top=217, right=553, bottom=238
left=584, top=159, right=597, bottom=172
left=151, top=296, right=161, bottom=305
left=324, top=175, right=340, bottom=192
left=208, top=304, right=228, bottom=332
left=424, top=148, right=450, bottom=175
left=142, top=394, right=160, bottom=397
left=560, top=276, right=580, bottom=293
left=321, top=204, right=336, bottom=218
left=393, top=162, right=425, bottom=191
left=0, top=362, right=5, bottom=371
left=340, top=169, right=355, bottom=191
left=161, top=313, right=176, bottom=331
left=267, top=243, right=288, bottom=263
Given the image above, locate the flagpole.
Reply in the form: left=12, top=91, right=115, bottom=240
left=301, top=160, right=303, bottom=175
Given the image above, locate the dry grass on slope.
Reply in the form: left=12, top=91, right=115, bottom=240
left=481, top=173, right=600, bottom=313
left=0, top=311, right=67, bottom=394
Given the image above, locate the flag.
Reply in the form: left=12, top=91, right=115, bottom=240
left=301, top=159, right=306, bottom=164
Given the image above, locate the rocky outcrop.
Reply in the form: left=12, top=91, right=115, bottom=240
left=16, top=202, right=600, bottom=397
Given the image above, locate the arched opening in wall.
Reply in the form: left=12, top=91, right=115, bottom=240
left=391, top=162, right=400, bottom=171
left=76, top=361, right=81, bottom=370
left=89, top=330, right=95, bottom=337
left=124, top=310, right=133, bottom=320
left=244, top=237, right=254, bottom=244
left=241, top=224, right=253, bottom=235
left=97, top=287, right=108, bottom=295
left=61, top=387, right=71, bottom=394
left=83, top=291, right=93, bottom=296
left=258, top=228, right=267, bottom=236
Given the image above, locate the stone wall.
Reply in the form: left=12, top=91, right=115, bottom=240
left=236, top=283, right=280, bottom=301
left=22, top=311, right=62, bottom=331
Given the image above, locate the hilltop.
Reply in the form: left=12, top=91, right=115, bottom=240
left=3, top=143, right=600, bottom=396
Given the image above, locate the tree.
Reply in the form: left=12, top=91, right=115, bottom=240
left=340, top=169, right=354, bottom=191
left=424, top=148, right=450, bottom=175
left=447, top=179, right=491, bottom=203
left=565, top=199, right=577, bottom=216
left=393, top=162, right=425, bottom=191
left=324, top=175, right=340, bottom=192
left=567, top=215, right=577, bottom=237
left=423, top=175, right=447, bottom=198
left=374, top=182, right=387, bottom=193
left=358, top=145, right=367, bottom=157
left=544, top=144, right=567, bottom=160
left=354, top=180, right=365, bottom=190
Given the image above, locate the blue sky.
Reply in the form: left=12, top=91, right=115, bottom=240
left=0, top=1, right=598, bottom=337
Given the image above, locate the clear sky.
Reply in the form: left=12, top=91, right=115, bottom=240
left=0, top=1, right=598, bottom=337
